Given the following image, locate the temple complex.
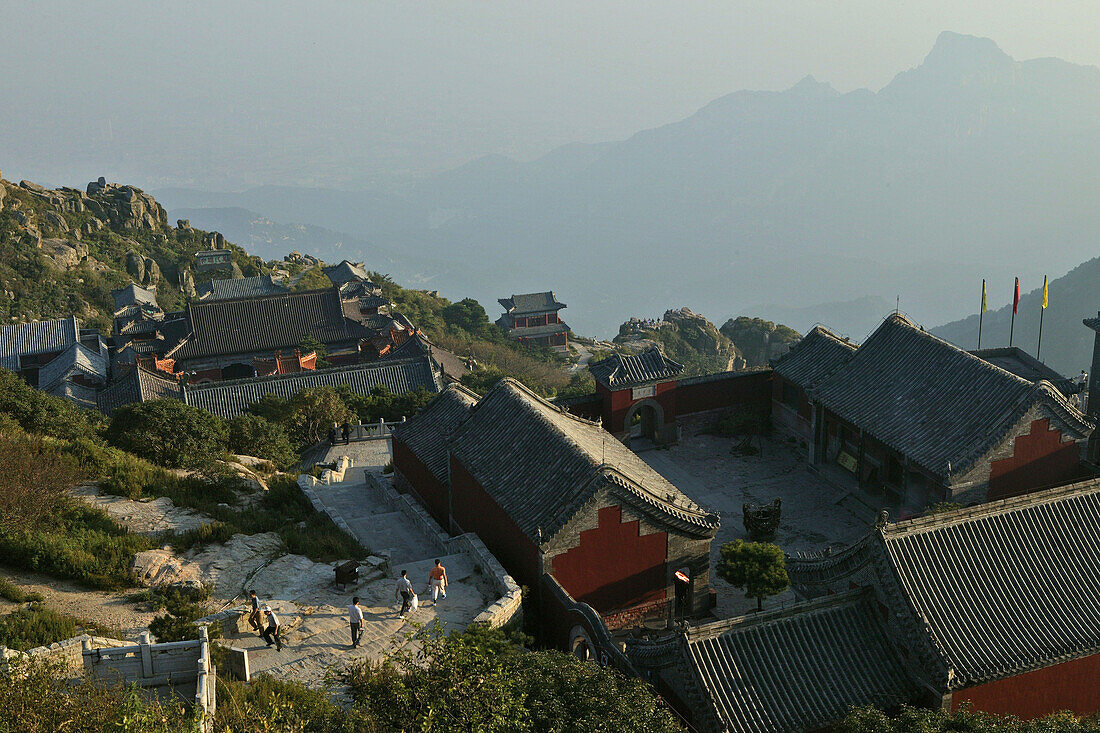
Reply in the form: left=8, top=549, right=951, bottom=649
left=497, top=291, right=569, bottom=351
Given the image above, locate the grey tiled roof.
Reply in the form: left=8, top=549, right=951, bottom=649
left=771, top=325, right=856, bottom=389
left=970, top=347, right=1066, bottom=385
left=809, top=314, right=1091, bottom=479
left=111, top=283, right=158, bottom=313
left=323, top=260, right=371, bottom=286
left=183, top=356, right=442, bottom=419
left=392, top=383, right=480, bottom=483
left=682, top=589, right=918, bottom=733
left=881, top=479, right=1100, bottom=687
left=0, top=317, right=80, bottom=360
left=498, top=291, right=566, bottom=314
left=588, top=346, right=684, bottom=389
left=169, top=288, right=369, bottom=361
left=502, top=322, right=570, bottom=338
left=786, top=478, right=1100, bottom=690
left=1083, top=315, right=1100, bottom=332
left=195, top=275, right=288, bottom=301
left=37, top=343, right=107, bottom=391
left=448, top=378, right=718, bottom=543
left=95, top=366, right=183, bottom=415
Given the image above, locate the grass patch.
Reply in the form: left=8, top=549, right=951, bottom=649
left=0, top=604, right=121, bottom=651
left=0, top=577, right=43, bottom=603
left=0, top=499, right=152, bottom=590
left=159, top=475, right=367, bottom=562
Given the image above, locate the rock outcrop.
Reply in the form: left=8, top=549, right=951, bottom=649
left=720, top=316, right=802, bottom=367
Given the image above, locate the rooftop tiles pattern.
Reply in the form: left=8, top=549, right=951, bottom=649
left=391, top=383, right=479, bottom=483
left=684, top=590, right=918, bottom=733
left=448, top=378, right=717, bottom=543
left=771, top=325, right=856, bottom=389
left=589, top=346, right=685, bottom=389
left=809, top=314, right=1090, bottom=479
left=195, top=275, right=288, bottom=301
left=498, top=291, right=566, bottom=314
left=0, top=317, right=80, bottom=359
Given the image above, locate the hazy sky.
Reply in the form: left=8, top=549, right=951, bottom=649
left=2, top=1, right=1099, bottom=188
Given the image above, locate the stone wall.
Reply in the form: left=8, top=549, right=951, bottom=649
left=0, top=634, right=128, bottom=673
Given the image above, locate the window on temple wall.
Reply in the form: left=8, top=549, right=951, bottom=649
left=548, top=313, right=559, bottom=324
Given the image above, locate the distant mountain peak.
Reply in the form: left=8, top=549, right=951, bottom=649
left=787, top=75, right=840, bottom=98
left=916, top=31, right=1015, bottom=81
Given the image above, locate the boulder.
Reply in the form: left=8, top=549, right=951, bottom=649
left=45, top=211, right=69, bottom=232
left=131, top=549, right=203, bottom=587
left=40, top=239, right=89, bottom=270
left=87, top=176, right=108, bottom=195
left=125, top=250, right=146, bottom=283
left=0, top=183, right=6, bottom=213
left=177, top=219, right=191, bottom=230
left=19, top=180, right=47, bottom=193
left=142, top=256, right=162, bottom=288
left=179, top=266, right=196, bottom=297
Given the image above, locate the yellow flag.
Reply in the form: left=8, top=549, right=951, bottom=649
left=981, top=279, right=987, bottom=313
left=1042, top=276, right=1048, bottom=309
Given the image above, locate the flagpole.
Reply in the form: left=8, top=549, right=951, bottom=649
left=978, top=279, right=985, bottom=348
left=1037, top=275, right=1047, bottom=360
left=1009, top=277, right=1018, bottom=347
left=1037, top=306, right=1045, bottom=359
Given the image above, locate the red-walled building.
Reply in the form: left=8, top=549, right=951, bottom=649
left=636, top=478, right=1100, bottom=731
left=771, top=314, right=1093, bottom=508
left=391, top=383, right=480, bottom=530
left=393, top=378, right=720, bottom=630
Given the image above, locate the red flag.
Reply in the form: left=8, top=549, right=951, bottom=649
left=1013, top=277, right=1019, bottom=314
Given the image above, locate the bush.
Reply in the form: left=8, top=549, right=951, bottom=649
left=0, top=604, right=112, bottom=651
left=0, top=658, right=192, bottom=731
left=0, top=500, right=152, bottom=589
left=0, top=577, right=43, bottom=603
left=106, top=399, right=227, bottom=468
left=837, top=704, right=1100, bottom=732
left=0, top=433, right=82, bottom=533
left=226, top=413, right=297, bottom=469
left=0, top=369, right=103, bottom=442
left=345, top=623, right=681, bottom=732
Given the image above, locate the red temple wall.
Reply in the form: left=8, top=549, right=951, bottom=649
left=392, top=439, right=450, bottom=529
left=449, top=457, right=540, bottom=588
left=675, top=371, right=772, bottom=417
left=987, top=418, right=1083, bottom=500
left=952, top=653, right=1100, bottom=718
left=551, top=505, right=668, bottom=615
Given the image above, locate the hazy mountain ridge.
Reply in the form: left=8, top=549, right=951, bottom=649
left=157, top=32, right=1100, bottom=339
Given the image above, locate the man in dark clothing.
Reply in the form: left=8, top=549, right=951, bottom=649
left=341, top=422, right=351, bottom=445
left=328, top=427, right=338, bottom=446
left=348, top=596, right=364, bottom=648
left=395, top=570, right=413, bottom=619
left=247, top=590, right=262, bottom=633
left=261, top=606, right=282, bottom=651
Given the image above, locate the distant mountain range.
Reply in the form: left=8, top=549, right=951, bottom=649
left=157, top=32, right=1100, bottom=339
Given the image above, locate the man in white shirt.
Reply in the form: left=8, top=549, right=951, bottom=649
left=261, top=606, right=282, bottom=651
left=395, top=570, right=414, bottom=619
left=348, top=597, right=364, bottom=648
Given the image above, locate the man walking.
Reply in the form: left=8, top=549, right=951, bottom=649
left=348, top=596, right=364, bottom=648
left=247, top=590, right=262, bottom=634
left=261, top=606, right=282, bottom=651
left=341, top=421, right=351, bottom=445
left=395, top=570, right=413, bottom=619
left=428, top=559, right=448, bottom=604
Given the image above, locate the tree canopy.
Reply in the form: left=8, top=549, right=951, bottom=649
left=106, top=399, right=227, bottom=469
left=716, top=540, right=789, bottom=611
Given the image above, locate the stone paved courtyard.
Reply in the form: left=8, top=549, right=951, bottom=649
left=640, top=427, right=869, bottom=617
left=229, top=439, right=495, bottom=686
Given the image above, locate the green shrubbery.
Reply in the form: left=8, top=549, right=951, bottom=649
left=0, top=604, right=118, bottom=651
left=838, top=705, right=1100, bottom=732
left=226, top=413, right=297, bottom=469
left=0, top=369, right=103, bottom=442
left=106, top=400, right=228, bottom=468
left=0, top=577, right=42, bottom=603
left=0, top=500, right=152, bottom=590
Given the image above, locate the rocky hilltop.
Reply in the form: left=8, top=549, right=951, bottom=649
left=0, top=175, right=268, bottom=330
left=720, top=316, right=801, bottom=367
left=614, top=309, right=802, bottom=375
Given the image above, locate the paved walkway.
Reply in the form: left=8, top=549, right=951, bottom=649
left=224, top=439, right=494, bottom=685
